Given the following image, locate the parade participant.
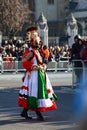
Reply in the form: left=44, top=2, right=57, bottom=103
left=19, top=26, right=38, bottom=119
left=18, top=26, right=57, bottom=121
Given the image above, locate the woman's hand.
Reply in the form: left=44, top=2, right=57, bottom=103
left=32, top=64, right=47, bottom=72
left=32, top=65, right=40, bottom=70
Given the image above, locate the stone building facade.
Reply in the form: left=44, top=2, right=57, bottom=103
left=24, top=0, right=87, bottom=43
left=24, top=0, right=69, bottom=38
left=70, top=0, right=87, bottom=38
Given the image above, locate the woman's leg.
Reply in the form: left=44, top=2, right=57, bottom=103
left=21, top=108, right=32, bottom=119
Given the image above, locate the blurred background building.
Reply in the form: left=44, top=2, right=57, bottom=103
left=24, top=0, right=69, bottom=41
left=23, top=0, right=87, bottom=45
left=1, top=0, right=87, bottom=46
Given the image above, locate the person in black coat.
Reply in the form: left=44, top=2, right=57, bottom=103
left=70, top=35, right=84, bottom=86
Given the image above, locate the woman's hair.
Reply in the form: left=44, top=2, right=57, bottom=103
left=26, top=25, right=38, bottom=32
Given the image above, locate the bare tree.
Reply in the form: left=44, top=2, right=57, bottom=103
left=0, top=0, right=31, bottom=37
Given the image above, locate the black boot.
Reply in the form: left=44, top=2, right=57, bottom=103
left=36, top=111, right=44, bottom=121
left=21, top=108, right=32, bottom=119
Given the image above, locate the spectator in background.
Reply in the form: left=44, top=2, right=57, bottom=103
left=80, top=39, right=87, bottom=67
left=49, top=46, right=54, bottom=61
left=4, top=53, right=15, bottom=69
left=12, top=36, right=17, bottom=46
left=0, top=37, right=72, bottom=63
left=42, top=45, right=50, bottom=64
left=70, top=35, right=84, bottom=86
left=1, top=47, right=7, bottom=57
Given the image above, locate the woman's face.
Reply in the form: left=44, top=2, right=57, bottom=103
left=33, top=36, right=41, bottom=48
left=30, top=31, right=38, bottom=40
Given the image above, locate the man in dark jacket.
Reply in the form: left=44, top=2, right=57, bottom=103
left=70, top=35, right=83, bottom=87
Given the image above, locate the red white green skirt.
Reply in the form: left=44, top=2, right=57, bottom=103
left=18, top=70, right=57, bottom=112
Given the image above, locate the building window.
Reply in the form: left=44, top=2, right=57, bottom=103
left=48, top=0, right=54, bottom=4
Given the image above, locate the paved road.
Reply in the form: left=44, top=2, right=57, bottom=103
left=0, top=72, right=72, bottom=88
left=0, top=72, right=79, bottom=130
left=0, top=87, right=77, bottom=130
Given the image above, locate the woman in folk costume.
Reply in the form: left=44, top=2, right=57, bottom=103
left=18, top=26, right=57, bottom=121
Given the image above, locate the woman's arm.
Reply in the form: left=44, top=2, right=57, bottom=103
left=22, top=51, right=34, bottom=62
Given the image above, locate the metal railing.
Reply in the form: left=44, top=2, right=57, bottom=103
left=0, top=59, right=87, bottom=88
left=0, top=61, right=25, bottom=73
left=71, top=60, right=87, bottom=88
left=0, top=58, right=72, bottom=73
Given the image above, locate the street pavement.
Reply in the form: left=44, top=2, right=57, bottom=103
left=0, top=71, right=73, bottom=88
left=0, top=72, right=79, bottom=130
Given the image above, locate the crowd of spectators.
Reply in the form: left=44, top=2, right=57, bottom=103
left=48, top=44, right=71, bottom=62
left=0, top=37, right=71, bottom=63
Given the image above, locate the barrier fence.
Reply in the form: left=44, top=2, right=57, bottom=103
left=0, top=59, right=87, bottom=88
left=72, top=60, right=87, bottom=88
left=0, top=59, right=72, bottom=73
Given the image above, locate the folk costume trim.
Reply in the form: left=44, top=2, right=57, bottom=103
left=32, top=49, right=43, bottom=65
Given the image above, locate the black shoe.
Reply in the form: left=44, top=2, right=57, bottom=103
left=21, top=113, right=32, bottom=119
left=36, top=111, right=44, bottom=121
left=21, top=109, right=32, bottom=119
